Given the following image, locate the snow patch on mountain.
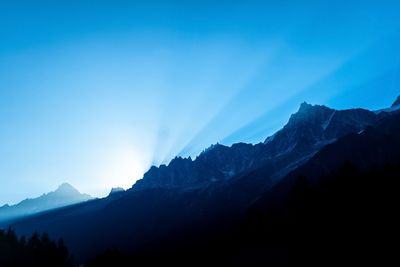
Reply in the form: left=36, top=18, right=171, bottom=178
left=322, top=111, right=336, bottom=130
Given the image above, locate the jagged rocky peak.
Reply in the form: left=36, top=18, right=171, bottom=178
left=286, top=102, right=335, bottom=127
left=167, top=156, right=193, bottom=169
left=262, top=100, right=380, bottom=156
left=199, top=143, right=225, bottom=156
left=298, top=101, right=313, bottom=112
left=199, top=143, right=229, bottom=157
left=297, top=101, right=332, bottom=114
left=392, top=95, right=400, bottom=108
left=133, top=100, right=383, bottom=192
left=297, top=101, right=332, bottom=113
left=170, top=156, right=193, bottom=164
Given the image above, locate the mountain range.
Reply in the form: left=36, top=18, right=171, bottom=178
left=134, top=101, right=382, bottom=191
left=0, top=183, right=92, bottom=222
left=2, top=96, right=400, bottom=265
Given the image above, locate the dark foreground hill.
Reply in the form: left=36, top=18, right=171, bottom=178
left=84, top=161, right=400, bottom=267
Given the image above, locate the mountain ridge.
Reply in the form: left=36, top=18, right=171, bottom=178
left=132, top=101, right=384, bottom=192
left=391, top=95, right=400, bottom=107
left=0, top=183, right=92, bottom=222
left=251, top=109, right=400, bottom=212
left=4, top=95, right=400, bottom=263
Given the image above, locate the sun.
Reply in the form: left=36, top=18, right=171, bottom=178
left=102, top=148, right=146, bottom=191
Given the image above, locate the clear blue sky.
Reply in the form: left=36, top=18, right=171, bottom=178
left=0, top=0, right=399, bottom=205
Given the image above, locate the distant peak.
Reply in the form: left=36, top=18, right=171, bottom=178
left=57, top=182, right=74, bottom=189
left=391, top=96, right=400, bottom=108
left=55, top=183, right=79, bottom=193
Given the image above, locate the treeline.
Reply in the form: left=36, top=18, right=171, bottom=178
left=84, top=161, right=400, bottom=266
left=0, top=228, right=73, bottom=267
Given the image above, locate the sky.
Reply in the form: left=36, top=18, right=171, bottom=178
left=0, top=0, right=400, bottom=205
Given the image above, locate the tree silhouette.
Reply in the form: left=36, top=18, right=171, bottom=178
left=0, top=228, right=73, bottom=267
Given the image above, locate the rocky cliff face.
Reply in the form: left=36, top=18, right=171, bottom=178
left=252, top=109, right=400, bottom=212
left=391, top=96, right=400, bottom=107
left=132, top=102, right=382, bottom=191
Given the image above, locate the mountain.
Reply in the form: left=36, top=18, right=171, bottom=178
left=83, top=100, right=400, bottom=266
left=251, top=107, right=400, bottom=212
left=229, top=109, right=400, bottom=266
left=108, top=187, right=125, bottom=196
left=391, top=95, right=400, bottom=107
left=133, top=102, right=380, bottom=191
left=85, top=102, right=400, bottom=266
left=107, top=187, right=125, bottom=199
left=0, top=183, right=92, bottom=222
left=4, top=96, right=400, bottom=264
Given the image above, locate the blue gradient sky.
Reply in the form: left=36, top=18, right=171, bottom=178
left=0, top=0, right=399, bottom=204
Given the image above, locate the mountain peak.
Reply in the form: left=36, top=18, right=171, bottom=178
left=297, top=102, right=331, bottom=113
left=0, top=183, right=92, bottom=222
left=288, top=102, right=333, bottom=124
left=55, top=183, right=78, bottom=193
left=199, top=143, right=223, bottom=156
left=298, top=101, right=313, bottom=112
left=391, top=96, right=400, bottom=108
left=109, top=187, right=125, bottom=196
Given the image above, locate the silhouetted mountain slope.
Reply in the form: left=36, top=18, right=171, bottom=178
left=84, top=147, right=400, bottom=266
left=4, top=98, right=400, bottom=264
left=392, top=95, right=400, bottom=107
left=84, top=108, right=400, bottom=266
left=0, top=183, right=92, bottom=222
left=252, top=110, right=400, bottom=212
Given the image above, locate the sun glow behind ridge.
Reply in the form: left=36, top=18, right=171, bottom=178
left=0, top=0, right=400, bottom=205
